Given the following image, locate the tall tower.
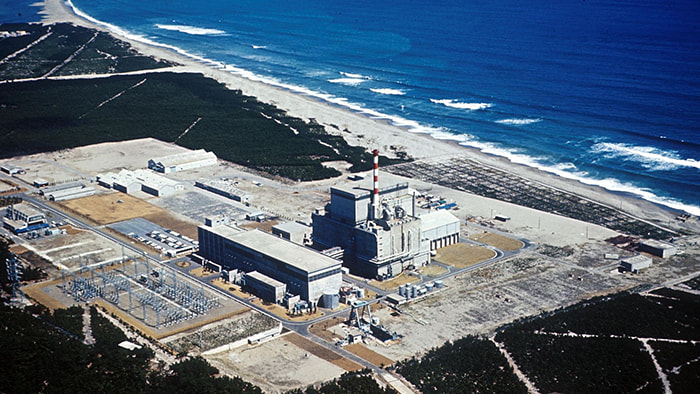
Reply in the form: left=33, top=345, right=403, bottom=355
left=371, top=149, right=379, bottom=220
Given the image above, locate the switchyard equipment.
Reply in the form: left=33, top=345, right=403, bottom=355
left=62, top=254, right=221, bottom=329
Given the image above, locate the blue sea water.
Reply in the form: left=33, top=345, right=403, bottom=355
left=4, top=1, right=700, bottom=214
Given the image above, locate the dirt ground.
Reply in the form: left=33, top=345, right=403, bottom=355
left=369, top=272, right=420, bottom=291
left=434, top=243, right=497, bottom=268
left=59, top=193, right=164, bottom=224
left=58, top=193, right=199, bottom=239
left=345, top=343, right=394, bottom=368
left=284, top=332, right=363, bottom=371
left=205, top=333, right=356, bottom=393
left=469, top=231, right=525, bottom=252
left=418, top=263, right=449, bottom=277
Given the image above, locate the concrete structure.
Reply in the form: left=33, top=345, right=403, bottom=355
left=244, top=271, right=286, bottom=304
left=148, top=149, right=217, bottom=173
left=312, top=153, right=460, bottom=279
left=97, top=169, right=183, bottom=197
left=312, top=180, right=429, bottom=279
left=198, top=225, right=342, bottom=302
left=638, top=239, right=678, bottom=258
left=195, top=179, right=252, bottom=203
left=3, top=203, right=48, bottom=234
left=420, top=210, right=460, bottom=250
left=272, top=221, right=311, bottom=244
left=621, top=255, right=652, bottom=273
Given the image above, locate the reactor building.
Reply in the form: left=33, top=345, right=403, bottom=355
left=312, top=150, right=460, bottom=279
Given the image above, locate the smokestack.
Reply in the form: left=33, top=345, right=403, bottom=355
left=371, top=149, right=379, bottom=220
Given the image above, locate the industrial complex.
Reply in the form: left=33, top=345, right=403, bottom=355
left=312, top=150, right=460, bottom=279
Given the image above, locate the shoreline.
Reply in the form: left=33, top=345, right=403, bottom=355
left=38, top=0, right=688, bottom=232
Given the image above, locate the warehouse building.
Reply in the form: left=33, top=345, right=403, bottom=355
left=195, top=179, right=251, bottom=203
left=42, top=183, right=96, bottom=201
left=621, top=255, right=652, bottom=273
left=148, top=149, right=217, bottom=173
left=97, top=169, right=183, bottom=197
left=638, top=239, right=678, bottom=258
left=198, top=224, right=342, bottom=303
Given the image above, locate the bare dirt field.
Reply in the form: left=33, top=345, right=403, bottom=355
left=469, top=231, right=525, bottom=251
left=284, top=332, right=363, bottom=371
left=345, top=343, right=394, bottom=368
left=205, top=334, right=349, bottom=394
left=434, top=243, right=497, bottom=268
left=59, top=193, right=163, bottom=224
left=58, top=193, right=199, bottom=238
left=417, top=263, right=449, bottom=277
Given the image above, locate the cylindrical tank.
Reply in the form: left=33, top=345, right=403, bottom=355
left=435, top=280, right=444, bottom=288
left=356, top=288, right=365, bottom=298
left=411, top=285, right=417, bottom=298
left=398, top=284, right=405, bottom=296
left=425, top=283, right=434, bottom=292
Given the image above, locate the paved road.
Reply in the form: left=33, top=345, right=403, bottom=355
left=8, top=183, right=533, bottom=391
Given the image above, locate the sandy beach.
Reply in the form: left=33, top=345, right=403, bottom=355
left=38, top=0, right=687, bottom=240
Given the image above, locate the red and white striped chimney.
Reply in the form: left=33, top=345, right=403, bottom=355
left=371, top=149, right=379, bottom=219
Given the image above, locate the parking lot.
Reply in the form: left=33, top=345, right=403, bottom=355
left=109, top=217, right=198, bottom=256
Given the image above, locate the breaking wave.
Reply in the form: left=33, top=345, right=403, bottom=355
left=430, top=99, right=491, bottom=110
left=370, top=88, right=406, bottom=95
left=155, top=24, right=226, bottom=36
left=495, top=118, right=542, bottom=126
left=592, top=142, right=700, bottom=171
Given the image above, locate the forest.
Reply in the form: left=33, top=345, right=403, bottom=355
left=0, top=23, right=407, bottom=181
left=394, top=335, right=527, bottom=393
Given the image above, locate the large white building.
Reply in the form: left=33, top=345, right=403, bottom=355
left=148, top=149, right=217, bottom=173
left=97, top=169, right=183, bottom=197
left=198, top=224, right=342, bottom=303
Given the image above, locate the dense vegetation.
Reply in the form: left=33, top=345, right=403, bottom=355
left=491, top=290, right=700, bottom=393
left=0, top=23, right=407, bottom=181
left=0, top=301, right=263, bottom=393
left=394, top=335, right=527, bottom=393
left=288, top=369, right=397, bottom=394
left=502, top=290, right=699, bottom=340
left=0, top=23, right=172, bottom=78
left=495, top=330, right=661, bottom=393
left=650, top=341, right=700, bottom=394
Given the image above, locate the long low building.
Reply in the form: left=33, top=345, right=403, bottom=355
left=97, top=169, right=183, bottom=197
left=198, top=224, right=342, bottom=303
left=148, top=149, right=217, bottom=173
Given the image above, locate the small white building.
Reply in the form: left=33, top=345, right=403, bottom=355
left=621, top=255, right=652, bottom=273
left=420, top=210, right=461, bottom=250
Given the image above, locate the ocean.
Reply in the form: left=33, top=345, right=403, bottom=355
left=4, top=0, right=700, bottom=214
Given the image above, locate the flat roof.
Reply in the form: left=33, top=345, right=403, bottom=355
left=420, top=210, right=460, bottom=231
left=641, top=239, right=676, bottom=249
left=331, top=179, right=410, bottom=200
left=246, top=270, right=285, bottom=288
left=622, top=254, right=652, bottom=264
left=8, top=203, right=43, bottom=217
left=227, top=229, right=340, bottom=274
left=272, top=221, right=310, bottom=234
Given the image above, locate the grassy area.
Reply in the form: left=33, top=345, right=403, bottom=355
left=433, top=243, right=496, bottom=268
left=0, top=23, right=409, bottom=181
left=469, top=232, right=524, bottom=252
